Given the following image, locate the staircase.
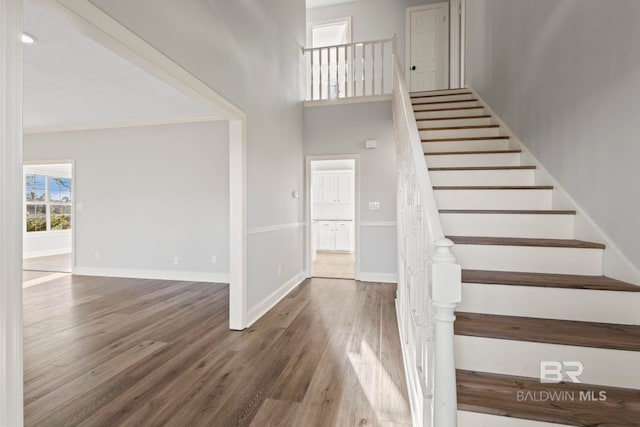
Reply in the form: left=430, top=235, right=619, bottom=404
left=411, top=88, right=640, bottom=426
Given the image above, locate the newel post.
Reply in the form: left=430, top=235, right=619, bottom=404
left=431, top=238, right=462, bottom=427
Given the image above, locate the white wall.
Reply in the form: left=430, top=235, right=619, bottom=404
left=23, top=121, right=229, bottom=281
left=307, top=0, right=445, bottom=62
left=466, top=0, right=640, bottom=271
left=304, top=101, right=397, bottom=279
left=85, top=0, right=307, bottom=313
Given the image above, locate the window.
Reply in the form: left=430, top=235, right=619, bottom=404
left=25, top=174, right=72, bottom=233
left=307, top=17, right=352, bottom=48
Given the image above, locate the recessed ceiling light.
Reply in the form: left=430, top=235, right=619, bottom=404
left=21, top=33, right=37, bottom=44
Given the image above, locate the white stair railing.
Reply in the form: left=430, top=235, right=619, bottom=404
left=303, top=37, right=394, bottom=101
left=391, top=35, right=462, bottom=427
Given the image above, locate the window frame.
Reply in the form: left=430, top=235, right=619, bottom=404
left=24, top=173, right=73, bottom=234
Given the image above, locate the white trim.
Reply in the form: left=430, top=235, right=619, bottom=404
left=360, top=221, right=397, bottom=227
left=304, top=95, right=391, bottom=108
left=449, top=0, right=461, bottom=88
left=356, top=272, right=398, bottom=283
left=0, top=1, right=24, bottom=424
left=306, top=16, right=352, bottom=48
left=73, top=266, right=230, bottom=284
left=23, top=248, right=71, bottom=259
left=29, top=0, right=249, bottom=330
left=23, top=114, right=222, bottom=135
left=247, top=222, right=304, bottom=235
left=228, top=119, right=247, bottom=330
left=246, top=271, right=307, bottom=327
left=405, top=2, right=451, bottom=90
left=306, top=155, right=361, bottom=280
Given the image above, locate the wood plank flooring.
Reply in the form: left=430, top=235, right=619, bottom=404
left=23, top=275, right=411, bottom=426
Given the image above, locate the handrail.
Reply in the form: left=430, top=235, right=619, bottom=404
left=303, top=36, right=394, bottom=52
left=391, top=35, right=462, bottom=427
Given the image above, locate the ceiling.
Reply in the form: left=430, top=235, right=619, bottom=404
left=23, top=1, right=219, bottom=131
left=306, top=0, right=357, bottom=9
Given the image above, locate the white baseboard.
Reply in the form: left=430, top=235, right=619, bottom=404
left=73, top=266, right=229, bottom=283
left=356, top=272, right=398, bottom=283
left=246, top=271, right=307, bottom=327
left=23, top=249, right=71, bottom=259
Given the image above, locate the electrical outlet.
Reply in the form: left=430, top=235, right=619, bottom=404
left=278, top=265, right=282, bottom=276
left=211, top=255, right=217, bottom=264
left=173, top=256, right=179, bottom=265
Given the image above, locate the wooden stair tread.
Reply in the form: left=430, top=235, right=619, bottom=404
left=429, top=165, right=535, bottom=171
left=418, top=124, right=499, bottom=131
left=425, top=149, right=521, bottom=156
left=416, top=115, right=491, bottom=121
left=448, top=235, right=605, bottom=249
left=413, top=106, right=484, bottom=113
left=441, top=209, right=575, bottom=215
left=461, top=269, right=640, bottom=292
left=422, top=136, right=510, bottom=142
left=455, top=312, right=640, bottom=351
left=413, top=98, right=477, bottom=106
left=410, top=91, right=472, bottom=98
left=434, top=185, right=553, bottom=190
left=457, top=369, right=640, bottom=426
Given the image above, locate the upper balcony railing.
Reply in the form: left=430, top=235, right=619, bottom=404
left=303, top=36, right=395, bottom=101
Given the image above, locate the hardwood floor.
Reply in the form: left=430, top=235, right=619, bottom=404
left=23, top=275, right=411, bottom=426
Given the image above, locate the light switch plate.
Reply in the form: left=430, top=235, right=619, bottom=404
left=365, top=139, right=377, bottom=149
left=368, top=201, right=380, bottom=210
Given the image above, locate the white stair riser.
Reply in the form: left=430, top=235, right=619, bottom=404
left=420, top=127, right=501, bottom=140
left=413, top=100, right=478, bottom=110
left=455, top=335, right=640, bottom=389
left=411, top=88, right=470, bottom=97
left=430, top=169, right=534, bottom=186
left=458, top=411, right=572, bottom=427
left=452, top=244, right=603, bottom=275
left=414, top=107, right=484, bottom=119
left=425, top=152, right=521, bottom=168
left=441, top=213, right=574, bottom=239
left=435, top=189, right=552, bottom=210
left=416, top=116, right=492, bottom=127
left=412, top=93, right=474, bottom=103
left=423, top=139, right=510, bottom=153
left=459, top=283, right=640, bottom=325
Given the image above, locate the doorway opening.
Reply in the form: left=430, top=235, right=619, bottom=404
left=23, top=161, right=74, bottom=278
left=309, top=158, right=356, bottom=279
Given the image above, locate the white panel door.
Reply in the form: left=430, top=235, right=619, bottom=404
left=409, top=4, right=449, bottom=92
left=336, top=172, right=353, bottom=203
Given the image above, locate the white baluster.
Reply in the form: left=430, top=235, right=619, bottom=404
left=431, top=238, right=462, bottom=427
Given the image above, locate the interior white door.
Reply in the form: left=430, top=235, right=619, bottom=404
left=409, top=4, right=449, bottom=92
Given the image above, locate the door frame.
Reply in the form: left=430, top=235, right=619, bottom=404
left=22, top=159, right=76, bottom=274
left=305, top=154, right=360, bottom=279
left=405, top=2, right=450, bottom=91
